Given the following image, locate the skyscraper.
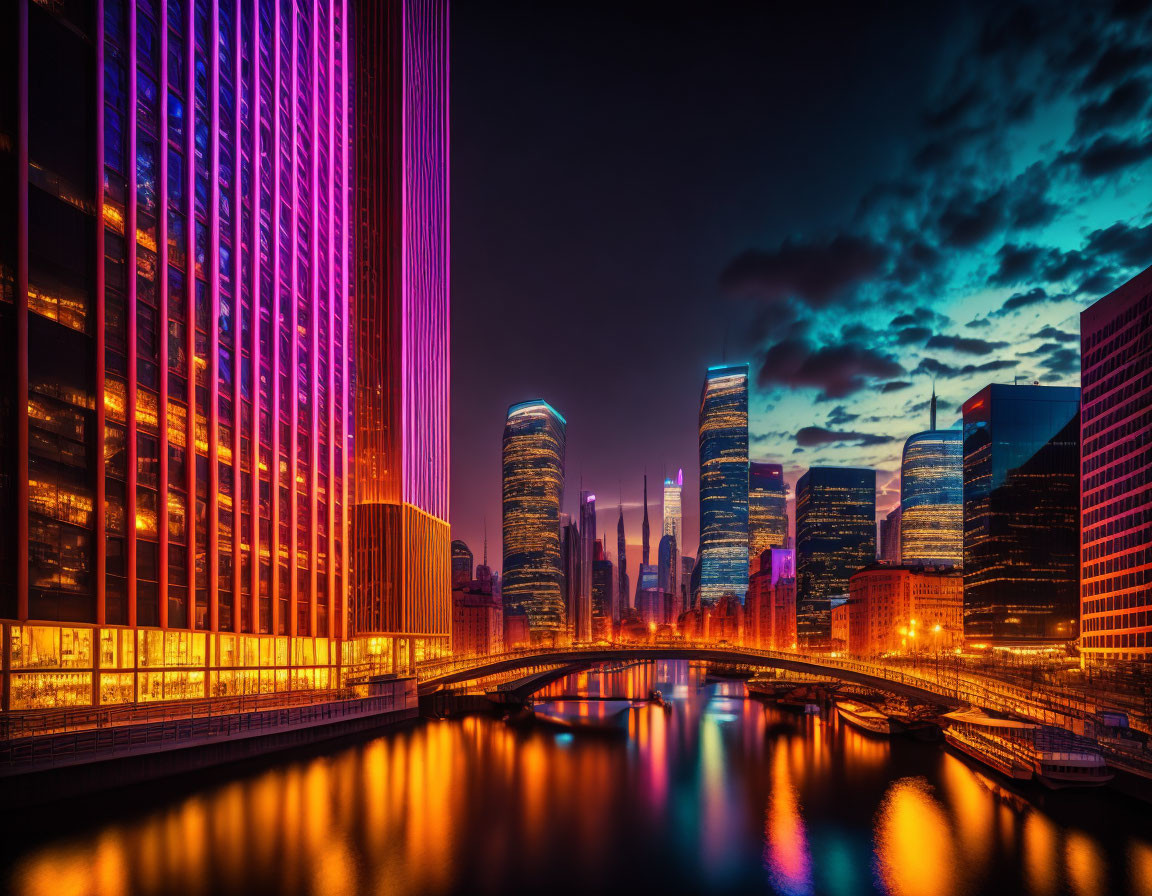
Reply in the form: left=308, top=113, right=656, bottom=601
left=576, top=490, right=596, bottom=642
left=591, top=540, right=613, bottom=640
left=451, top=540, right=473, bottom=588
left=501, top=400, right=566, bottom=638
left=748, top=461, right=787, bottom=566
left=795, top=467, right=876, bottom=644
left=900, top=391, right=962, bottom=568
left=0, top=0, right=359, bottom=707
left=353, top=0, right=451, bottom=670
left=698, top=364, right=750, bottom=603
left=663, top=468, right=682, bottom=599
left=962, top=384, right=1079, bottom=642
left=658, top=533, right=677, bottom=594
left=1080, top=265, right=1151, bottom=662
left=616, top=501, right=628, bottom=619
left=641, top=474, right=651, bottom=566
left=878, top=506, right=902, bottom=564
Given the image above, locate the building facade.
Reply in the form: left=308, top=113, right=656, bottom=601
left=450, top=540, right=473, bottom=587
left=501, top=400, right=566, bottom=639
left=662, top=469, right=682, bottom=598
left=591, top=543, right=613, bottom=640
left=962, top=384, right=1080, bottom=643
left=748, top=461, right=787, bottom=566
left=1080, top=265, right=1152, bottom=662
left=576, top=491, right=596, bottom=642
left=451, top=576, right=502, bottom=658
left=795, top=467, right=876, bottom=645
left=616, top=502, right=628, bottom=619
left=878, top=506, right=901, bottom=565
left=0, top=0, right=374, bottom=709
left=352, top=0, right=450, bottom=671
left=844, top=565, right=963, bottom=657
left=698, top=364, right=749, bottom=603
left=900, top=430, right=963, bottom=568
left=746, top=547, right=796, bottom=651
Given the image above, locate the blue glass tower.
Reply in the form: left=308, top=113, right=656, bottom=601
left=698, top=364, right=749, bottom=604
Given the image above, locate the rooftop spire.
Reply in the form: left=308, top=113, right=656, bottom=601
left=930, top=381, right=937, bottom=431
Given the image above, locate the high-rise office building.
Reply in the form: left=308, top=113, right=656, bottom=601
left=560, top=515, right=579, bottom=642
left=748, top=461, right=787, bottom=566
left=616, top=502, right=628, bottom=619
left=795, top=467, right=876, bottom=644
left=641, top=474, right=651, bottom=566
left=900, top=390, right=962, bottom=569
left=591, top=540, right=613, bottom=640
left=698, top=364, right=750, bottom=603
left=353, top=0, right=451, bottom=670
left=878, top=506, right=902, bottom=564
left=663, top=469, right=682, bottom=598
left=1080, top=266, right=1151, bottom=662
left=450, top=540, right=473, bottom=588
left=501, top=400, right=566, bottom=638
left=962, top=384, right=1080, bottom=642
left=0, top=0, right=369, bottom=708
left=575, top=491, right=596, bottom=642
left=657, top=533, right=677, bottom=594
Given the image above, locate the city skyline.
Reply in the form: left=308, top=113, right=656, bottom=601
left=449, top=1, right=1152, bottom=565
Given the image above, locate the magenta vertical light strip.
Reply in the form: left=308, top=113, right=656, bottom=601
left=325, top=0, right=337, bottom=637
left=231, top=0, right=244, bottom=633
left=157, top=0, right=170, bottom=630
left=184, top=0, right=197, bottom=632
left=126, top=0, right=139, bottom=628
left=269, top=0, right=282, bottom=638
left=95, top=0, right=108, bottom=627
left=339, top=0, right=350, bottom=641
left=309, top=0, right=320, bottom=638
left=208, top=0, right=221, bottom=633
left=288, top=0, right=299, bottom=638
left=248, top=0, right=261, bottom=632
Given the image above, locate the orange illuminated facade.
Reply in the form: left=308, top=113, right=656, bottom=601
left=845, top=565, right=963, bottom=657
left=745, top=547, right=797, bottom=650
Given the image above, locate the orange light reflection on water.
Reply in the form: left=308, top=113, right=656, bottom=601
left=874, top=777, right=957, bottom=896
left=764, top=744, right=812, bottom=896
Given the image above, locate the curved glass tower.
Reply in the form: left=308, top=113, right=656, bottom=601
left=502, top=401, right=566, bottom=637
left=698, top=365, right=749, bottom=604
left=900, top=430, right=962, bottom=568
left=749, top=461, right=787, bottom=565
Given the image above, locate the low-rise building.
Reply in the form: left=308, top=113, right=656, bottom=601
left=746, top=548, right=797, bottom=650
left=845, top=565, right=963, bottom=657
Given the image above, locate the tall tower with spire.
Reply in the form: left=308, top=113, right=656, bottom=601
left=617, top=501, right=628, bottom=618
left=930, top=382, right=938, bottom=430
left=642, top=474, right=651, bottom=566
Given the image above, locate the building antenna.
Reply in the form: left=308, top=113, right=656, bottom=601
left=930, top=379, right=937, bottom=431
left=482, top=516, right=488, bottom=568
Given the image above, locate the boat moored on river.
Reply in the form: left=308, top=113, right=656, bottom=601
left=835, top=699, right=898, bottom=736
left=942, top=708, right=1114, bottom=788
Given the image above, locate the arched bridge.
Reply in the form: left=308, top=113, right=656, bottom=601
left=416, top=645, right=966, bottom=709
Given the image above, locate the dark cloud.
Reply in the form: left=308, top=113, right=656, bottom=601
left=896, top=326, right=932, bottom=345
left=1040, top=347, right=1080, bottom=374
left=794, top=426, right=895, bottom=448
left=1022, top=341, right=1064, bottom=355
left=1080, top=43, right=1148, bottom=92
left=1074, top=78, right=1151, bottom=138
left=1077, top=269, right=1120, bottom=297
left=1084, top=221, right=1152, bottom=268
left=757, top=339, right=904, bottom=400
left=925, top=334, right=1009, bottom=354
left=826, top=405, right=859, bottom=426
left=994, top=286, right=1056, bottom=315
left=1058, top=133, right=1152, bottom=177
left=1031, top=325, right=1078, bottom=343
left=721, top=234, right=888, bottom=307
left=880, top=380, right=913, bottom=393
left=916, top=357, right=1021, bottom=379
left=966, top=318, right=991, bottom=328
left=935, top=187, right=1007, bottom=248
left=890, top=306, right=949, bottom=329
left=988, top=242, right=1093, bottom=287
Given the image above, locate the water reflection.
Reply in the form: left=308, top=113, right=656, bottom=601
left=2, top=661, right=1149, bottom=896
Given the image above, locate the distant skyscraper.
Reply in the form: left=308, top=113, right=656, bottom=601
left=900, top=388, right=963, bottom=568
left=748, top=462, right=787, bottom=567
left=502, top=400, right=566, bottom=638
left=663, top=469, right=683, bottom=599
left=451, top=541, right=474, bottom=588
left=642, top=474, right=651, bottom=566
left=658, top=533, right=677, bottom=595
left=879, top=506, right=902, bottom=564
left=795, top=467, right=876, bottom=644
left=616, top=502, right=628, bottom=619
left=1080, top=266, right=1151, bottom=662
left=698, top=364, right=750, bottom=603
left=963, top=384, right=1080, bottom=642
left=576, top=491, right=596, bottom=641
left=591, top=541, right=614, bottom=640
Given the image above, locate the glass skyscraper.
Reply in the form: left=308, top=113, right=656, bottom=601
left=748, top=461, right=787, bottom=565
left=698, top=364, right=749, bottom=603
left=900, top=430, right=963, bottom=567
left=662, top=468, right=682, bottom=599
left=352, top=0, right=451, bottom=671
left=0, top=0, right=364, bottom=709
left=962, top=384, right=1080, bottom=642
left=1080, top=265, right=1151, bottom=661
left=795, top=466, right=876, bottom=644
left=501, top=400, right=566, bottom=638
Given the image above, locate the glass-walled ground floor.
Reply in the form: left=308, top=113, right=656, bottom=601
left=1, top=622, right=451, bottom=711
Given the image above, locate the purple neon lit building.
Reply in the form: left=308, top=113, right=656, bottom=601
left=0, top=0, right=357, bottom=709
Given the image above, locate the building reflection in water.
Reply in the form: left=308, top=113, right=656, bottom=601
left=4, top=661, right=1149, bottom=896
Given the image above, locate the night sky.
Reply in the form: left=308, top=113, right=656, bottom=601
left=449, top=0, right=1152, bottom=571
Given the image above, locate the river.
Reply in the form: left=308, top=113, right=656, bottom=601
left=2, top=660, right=1150, bottom=895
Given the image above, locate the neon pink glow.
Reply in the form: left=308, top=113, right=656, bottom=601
left=401, top=0, right=451, bottom=521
